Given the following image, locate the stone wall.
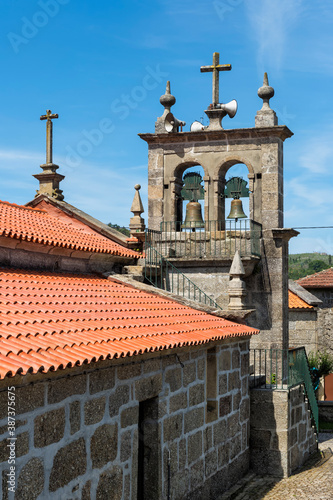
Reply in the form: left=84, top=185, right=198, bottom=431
left=0, top=241, right=134, bottom=275
left=317, top=307, right=333, bottom=355
left=289, top=309, right=318, bottom=354
left=0, top=339, right=251, bottom=500
left=167, top=265, right=231, bottom=309
left=250, top=385, right=317, bottom=478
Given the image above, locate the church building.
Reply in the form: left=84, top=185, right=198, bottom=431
left=0, top=53, right=318, bottom=499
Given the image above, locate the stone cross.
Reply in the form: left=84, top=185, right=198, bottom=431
left=40, top=109, right=58, bottom=164
left=200, top=52, right=231, bottom=106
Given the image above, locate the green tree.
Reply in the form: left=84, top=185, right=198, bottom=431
left=308, top=260, right=330, bottom=274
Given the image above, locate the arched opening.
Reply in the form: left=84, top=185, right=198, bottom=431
left=169, top=162, right=207, bottom=228
left=224, top=164, right=250, bottom=221
left=216, top=160, right=253, bottom=223
left=181, top=165, right=205, bottom=227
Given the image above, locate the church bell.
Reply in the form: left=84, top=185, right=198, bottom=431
left=182, top=201, right=205, bottom=229
left=227, top=199, right=247, bottom=220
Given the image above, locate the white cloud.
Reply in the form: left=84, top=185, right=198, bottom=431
left=246, top=0, right=303, bottom=73
left=299, top=143, right=333, bottom=174
left=287, top=178, right=333, bottom=209
left=141, top=35, right=169, bottom=50
left=294, top=128, right=333, bottom=174
left=0, top=149, right=41, bottom=161
left=290, top=234, right=333, bottom=254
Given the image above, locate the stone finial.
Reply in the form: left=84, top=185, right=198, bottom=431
left=255, top=72, right=278, bottom=128
left=129, top=184, right=145, bottom=236
left=160, top=81, right=176, bottom=114
left=228, top=251, right=247, bottom=310
left=155, top=81, right=176, bottom=133
left=258, top=72, right=275, bottom=110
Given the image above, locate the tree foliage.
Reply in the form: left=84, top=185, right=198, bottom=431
left=289, top=253, right=331, bottom=280
left=308, top=260, right=330, bottom=274
left=107, top=223, right=130, bottom=237
left=308, top=350, right=333, bottom=377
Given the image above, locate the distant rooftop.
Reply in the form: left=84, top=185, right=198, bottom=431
left=297, top=267, right=333, bottom=289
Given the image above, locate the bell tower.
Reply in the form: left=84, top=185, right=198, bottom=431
left=139, top=54, right=297, bottom=351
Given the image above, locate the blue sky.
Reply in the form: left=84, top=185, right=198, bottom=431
left=0, top=0, right=332, bottom=254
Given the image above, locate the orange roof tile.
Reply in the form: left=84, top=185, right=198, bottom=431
left=297, top=267, right=333, bottom=288
left=288, top=290, right=313, bottom=309
left=0, top=268, right=258, bottom=379
left=0, top=200, right=139, bottom=258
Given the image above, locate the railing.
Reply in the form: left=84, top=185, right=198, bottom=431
left=147, top=219, right=262, bottom=259
left=250, top=347, right=319, bottom=432
left=144, top=241, right=222, bottom=310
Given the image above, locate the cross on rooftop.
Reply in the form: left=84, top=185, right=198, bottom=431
left=200, top=52, right=231, bottom=106
left=40, top=109, right=58, bottom=165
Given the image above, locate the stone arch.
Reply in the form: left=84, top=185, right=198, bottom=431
left=214, top=156, right=255, bottom=222
left=174, top=160, right=208, bottom=179
left=217, top=156, right=254, bottom=179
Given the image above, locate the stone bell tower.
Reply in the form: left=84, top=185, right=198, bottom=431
left=139, top=53, right=297, bottom=351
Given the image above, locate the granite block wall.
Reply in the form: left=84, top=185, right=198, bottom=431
left=250, top=385, right=317, bottom=478
left=0, top=338, right=251, bottom=499
left=289, top=309, right=318, bottom=354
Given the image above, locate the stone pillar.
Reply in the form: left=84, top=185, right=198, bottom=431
left=147, top=148, right=164, bottom=230
left=253, top=229, right=298, bottom=351
left=261, top=140, right=284, bottom=230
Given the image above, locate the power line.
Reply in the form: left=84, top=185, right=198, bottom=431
left=292, top=226, right=333, bottom=230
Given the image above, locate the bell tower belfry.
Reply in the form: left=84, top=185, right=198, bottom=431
left=139, top=53, right=297, bottom=351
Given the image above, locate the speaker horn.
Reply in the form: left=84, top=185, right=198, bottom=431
left=190, top=121, right=205, bottom=132
left=216, top=99, right=238, bottom=118
left=165, top=112, right=186, bottom=133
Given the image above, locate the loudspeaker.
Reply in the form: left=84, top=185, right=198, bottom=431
left=165, top=112, right=186, bottom=133
left=190, top=121, right=205, bottom=132
left=216, top=99, right=238, bottom=118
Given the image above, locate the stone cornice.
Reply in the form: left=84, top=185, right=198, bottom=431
left=271, top=228, right=300, bottom=241
left=139, top=125, right=293, bottom=145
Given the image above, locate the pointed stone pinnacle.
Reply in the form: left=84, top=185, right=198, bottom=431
left=263, top=72, right=269, bottom=86
left=130, top=184, right=144, bottom=215
left=230, top=250, right=245, bottom=276
left=129, top=184, right=145, bottom=236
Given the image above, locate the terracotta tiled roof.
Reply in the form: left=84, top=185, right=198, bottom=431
left=0, top=268, right=258, bottom=379
left=297, top=267, right=333, bottom=288
left=0, top=200, right=139, bottom=258
left=288, top=290, right=313, bottom=309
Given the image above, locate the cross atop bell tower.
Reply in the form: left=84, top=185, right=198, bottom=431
left=33, top=109, right=64, bottom=201
left=200, top=52, right=232, bottom=107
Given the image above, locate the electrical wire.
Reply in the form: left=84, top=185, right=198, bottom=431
left=292, top=226, right=333, bottom=230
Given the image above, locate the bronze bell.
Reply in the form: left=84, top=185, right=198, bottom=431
left=182, top=201, right=205, bottom=229
left=227, top=199, right=247, bottom=220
